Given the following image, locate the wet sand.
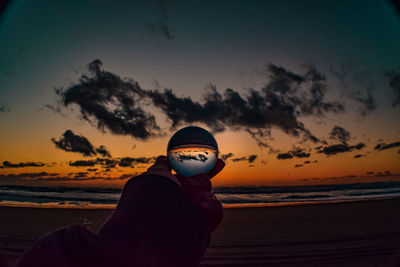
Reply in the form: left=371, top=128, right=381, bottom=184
left=1, top=198, right=400, bottom=266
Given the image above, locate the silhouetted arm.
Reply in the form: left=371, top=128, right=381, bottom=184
left=17, top=174, right=209, bottom=267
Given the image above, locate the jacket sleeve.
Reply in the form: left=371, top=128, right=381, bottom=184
left=17, top=174, right=209, bottom=267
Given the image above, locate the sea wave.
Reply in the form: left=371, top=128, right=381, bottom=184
left=1, top=181, right=400, bottom=207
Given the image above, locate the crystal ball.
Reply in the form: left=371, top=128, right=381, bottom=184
left=167, top=126, right=219, bottom=177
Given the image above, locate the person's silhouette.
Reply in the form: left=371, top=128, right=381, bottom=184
left=17, top=156, right=225, bottom=267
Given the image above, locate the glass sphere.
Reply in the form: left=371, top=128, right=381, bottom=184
left=167, top=126, right=219, bottom=177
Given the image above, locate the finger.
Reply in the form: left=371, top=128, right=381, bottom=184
left=147, top=155, right=171, bottom=172
left=208, top=159, right=225, bottom=178
left=177, top=174, right=212, bottom=193
left=189, top=191, right=217, bottom=203
left=143, top=155, right=183, bottom=187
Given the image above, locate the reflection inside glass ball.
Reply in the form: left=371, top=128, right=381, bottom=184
left=168, top=145, right=218, bottom=177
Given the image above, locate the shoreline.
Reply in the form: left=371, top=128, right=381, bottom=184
left=1, top=195, right=400, bottom=210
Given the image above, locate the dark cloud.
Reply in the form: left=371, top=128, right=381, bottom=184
left=51, top=130, right=96, bottom=157
left=69, top=160, right=97, bottom=167
left=350, top=92, right=377, bottom=117
left=56, top=60, right=162, bottom=140
left=276, top=153, right=293, bottom=159
left=18, top=172, right=59, bottom=178
left=74, top=172, right=88, bottom=178
left=375, top=141, right=400, bottom=151
left=55, top=61, right=346, bottom=150
left=384, top=70, right=400, bottom=108
left=43, top=104, right=67, bottom=118
left=329, top=126, right=351, bottom=144
left=221, top=153, right=234, bottom=161
left=277, top=148, right=310, bottom=160
left=232, top=157, right=246, bottom=162
left=0, top=103, right=9, bottom=113
left=118, top=157, right=155, bottom=167
left=372, top=171, right=394, bottom=177
left=86, top=168, right=98, bottom=172
left=317, top=142, right=365, bottom=156
left=69, top=157, right=153, bottom=168
left=315, top=125, right=365, bottom=156
left=51, top=130, right=112, bottom=158
left=248, top=155, right=257, bottom=163
left=95, top=145, right=111, bottom=158
left=231, top=155, right=258, bottom=163
left=304, top=160, right=311, bottom=164
left=96, top=158, right=118, bottom=168
left=330, top=64, right=377, bottom=116
left=353, top=154, right=365, bottom=158
left=294, top=164, right=303, bottom=168
left=2, top=161, right=46, bottom=168
left=149, top=22, right=174, bottom=40
left=147, top=64, right=343, bottom=145
left=148, top=0, right=174, bottom=41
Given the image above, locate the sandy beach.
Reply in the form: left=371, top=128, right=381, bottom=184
left=1, top=198, right=400, bottom=266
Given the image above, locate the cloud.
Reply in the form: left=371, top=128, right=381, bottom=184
left=1, top=161, right=46, bottom=168
left=221, top=153, right=234, bottom=161
left=329, top=126, right=351, bottom=144
left=68, top=157, right=154, bottom=168
left=330, top=64, right=377, bottom=116
left=384, top=70, right=400, bottom=108
left=43, top=104, right=67, bottom=118
left=53, top=61, right=347, bottom=150
left=370, top=170, right=394, bottom=177
left=69, top=160, right=97, bottom=167
left=51, top=129, right=112, bottom=157
left=375, top=141, right=400, bottom=151
left=95, top=145, right=111, bottom=158
left=248, top=155, right=257, bottom=163
left=350, top=92, right=377, bottom=117
left=149, top=22, right=174, bottom=40
left=232, top=155, right=258, bottom=163
left=147, top=64, right=343, bottom=145
left=51, top=130, right=96, bottom=157
left=294, top=164, right=303, bottom=168
left=232, top=157, right=246, bottom=162
left=0, top=103, right=9, bottom=113
left=317, top=142, right=365, bottom=156
left=55, top=60, right=162, bottom=140
left=353, top=154, right=365, bottom=158
left=118, top=157, right=155, bottom=167
left=73, top=172, right=88, bottom=178
left=304, top=160, right=311, bottom=164
left=315, top=125, right=365, bottom=156
left=18, top=172, right=59, bottom=178
left=277, top=148, right=310, bottom=160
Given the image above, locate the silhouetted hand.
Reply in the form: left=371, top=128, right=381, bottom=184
left=144, top=156, right=225, bottom=233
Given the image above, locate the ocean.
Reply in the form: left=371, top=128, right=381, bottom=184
left=1, top=181, right=400, bottom=208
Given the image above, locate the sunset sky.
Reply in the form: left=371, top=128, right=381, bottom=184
left=0, top=0, right=400, bottom=188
